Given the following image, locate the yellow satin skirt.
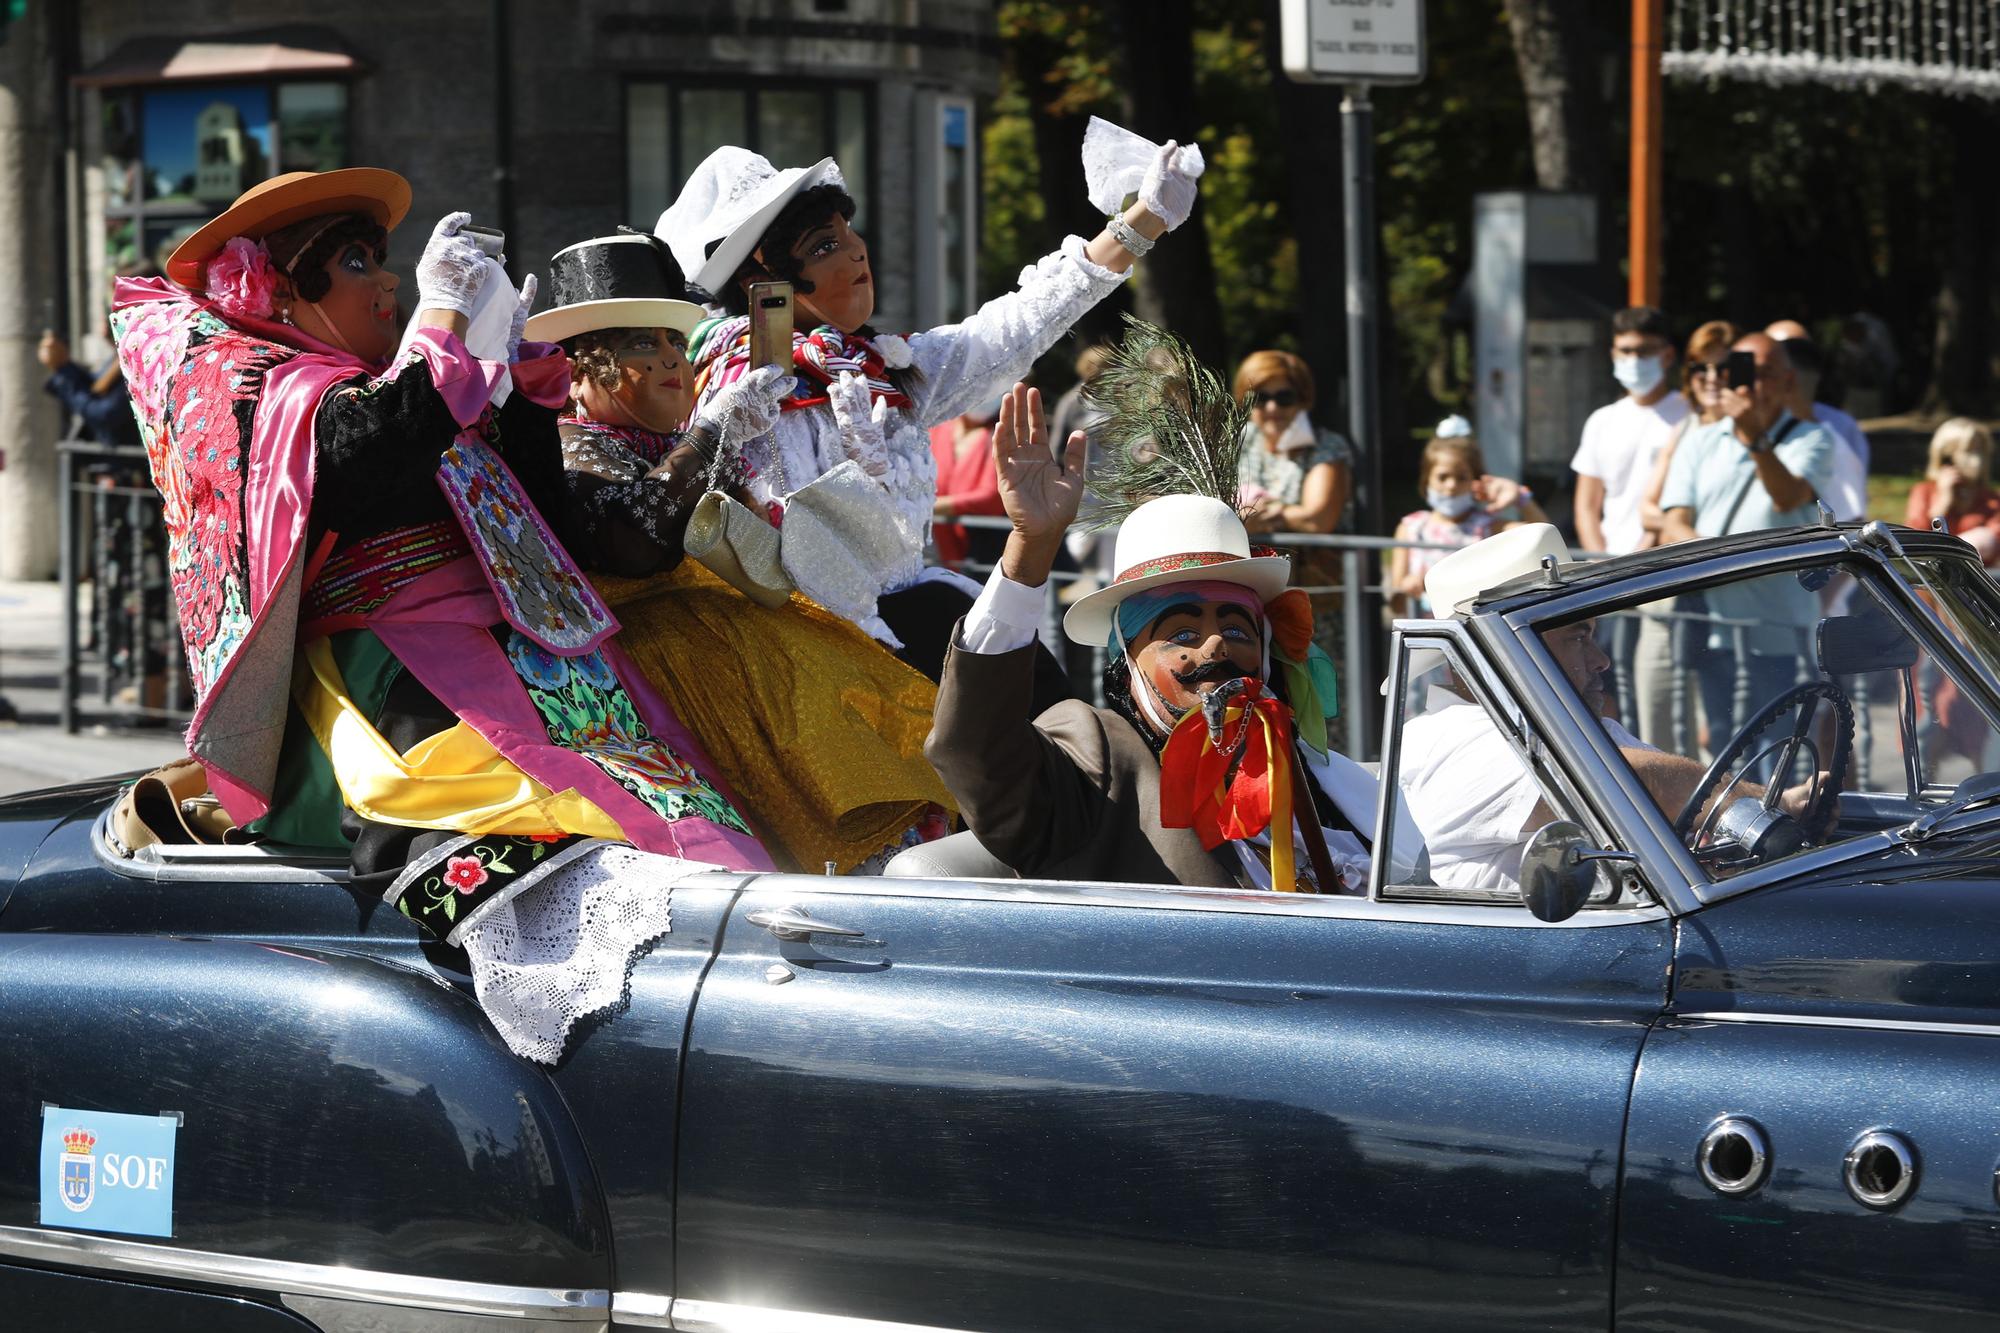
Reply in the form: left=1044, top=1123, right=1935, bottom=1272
left=594, top=561, right=953, bottom=872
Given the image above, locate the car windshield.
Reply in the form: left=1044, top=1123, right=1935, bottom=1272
left=1547, top=548, right=2000, bottom=877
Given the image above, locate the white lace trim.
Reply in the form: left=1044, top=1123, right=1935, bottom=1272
left=459, top=845, right=713, bottom=1065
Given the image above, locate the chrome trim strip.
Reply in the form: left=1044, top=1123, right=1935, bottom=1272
left=613, top=1289, right=674, bottom=1327
left=1675, top=1010, right=2000, bottom=1039
left=687, top=871, right=1668, bottom=930
left=670, top=1299, right=981, bottom=1333
left=0, top=1224, right=608, bottom=1319
left=91, top=808, right=352, bottom=884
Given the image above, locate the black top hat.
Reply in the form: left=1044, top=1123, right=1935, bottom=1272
left=524, top=228, right=705, bottom=344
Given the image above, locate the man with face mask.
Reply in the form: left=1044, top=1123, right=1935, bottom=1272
left=925, top=378, right=1386, bottom=893
left=1569, top=306, right=1689, bottom=733
left=1573, top=307, right=1689, bottom=559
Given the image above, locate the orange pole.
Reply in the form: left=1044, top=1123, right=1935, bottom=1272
left=1629, top=0, right=1664, bottom=307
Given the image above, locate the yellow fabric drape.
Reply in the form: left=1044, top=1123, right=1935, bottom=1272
left=293, top=637, right=627, bottom=840
left=595, top=561, right=954, bottom=872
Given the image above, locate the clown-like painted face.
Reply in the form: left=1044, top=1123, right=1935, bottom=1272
left=1125, top=585, right=1266, bottom=728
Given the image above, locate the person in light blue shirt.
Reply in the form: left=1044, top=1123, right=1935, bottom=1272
left=1661, top=332, right=1837, bottom=745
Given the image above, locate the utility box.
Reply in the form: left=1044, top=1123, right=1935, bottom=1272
left=1472, top=193, right=1614, bottom=483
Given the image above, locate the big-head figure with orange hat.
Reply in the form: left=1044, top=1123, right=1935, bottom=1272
left=112, top=170, right=774, bottom=1065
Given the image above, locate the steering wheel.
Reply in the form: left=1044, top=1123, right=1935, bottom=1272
left=1672, top=680, right=1854, bottom=859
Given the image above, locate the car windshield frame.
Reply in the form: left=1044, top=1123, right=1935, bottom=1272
left=1475, top=530, right=2000, bottom=908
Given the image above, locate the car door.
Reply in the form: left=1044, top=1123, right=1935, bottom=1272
left=669, top=636, right=1672, bottom=1332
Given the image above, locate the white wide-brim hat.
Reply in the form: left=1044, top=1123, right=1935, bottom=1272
left=1063, top=495, right=1292, bottom=646
left=1422, top=522, right=1571, bottom=617
left=1385, top=522, right=1573, bottom=697
left=522, top=234, right=703, bottom=345
left=655, top=147, right=846, bottom=298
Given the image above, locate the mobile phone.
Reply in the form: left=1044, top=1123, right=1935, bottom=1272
left=460, top=224, right=506, bottom=259
left=748, top=280, right=794, bottom=370
left=1723, top=349, right=1757, bottom=391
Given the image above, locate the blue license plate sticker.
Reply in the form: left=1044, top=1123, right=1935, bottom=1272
left=39, top=1106, right=179, bottom=1237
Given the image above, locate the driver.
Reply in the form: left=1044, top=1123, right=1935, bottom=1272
left=1398, top=525, right=1829, bottom=891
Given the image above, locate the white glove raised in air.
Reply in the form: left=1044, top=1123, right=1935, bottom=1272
left=694, top=364, right=797, bottom=449
left=507, top=272, right=537, bottom=362
left=826, top=370, right=890, bottom=478
left=1138, top=141, right=1204, bottom=232
left=415, top=211, right=491, bottom=317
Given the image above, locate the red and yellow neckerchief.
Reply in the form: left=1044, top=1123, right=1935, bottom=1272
left=1158, top=677, right=1301, bottom=892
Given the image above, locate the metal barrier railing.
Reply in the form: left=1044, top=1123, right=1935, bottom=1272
left=57, top=439, right=186, bottom=734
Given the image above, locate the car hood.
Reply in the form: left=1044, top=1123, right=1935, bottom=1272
left=1675, top=830, right=2000, bottom=1027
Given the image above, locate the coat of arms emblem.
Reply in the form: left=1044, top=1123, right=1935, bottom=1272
left=59, top=1129, right=95, bottom=1212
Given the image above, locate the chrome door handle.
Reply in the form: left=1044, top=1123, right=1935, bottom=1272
left=746, top=905, right=866, bottom=941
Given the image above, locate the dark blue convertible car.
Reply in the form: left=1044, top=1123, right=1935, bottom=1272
left=6, top=519, right=2000, bottom=1331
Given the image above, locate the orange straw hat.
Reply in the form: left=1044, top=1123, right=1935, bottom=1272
left=166, top=168, right=413, bottom=290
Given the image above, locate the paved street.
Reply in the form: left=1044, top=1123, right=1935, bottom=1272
left=0, top=581, right=185, bottom=797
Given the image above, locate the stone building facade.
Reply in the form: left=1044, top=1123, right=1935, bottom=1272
left=0, top=0, right=997, bottom=576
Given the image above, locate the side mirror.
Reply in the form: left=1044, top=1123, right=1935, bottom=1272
left=1520, top=820, right=1636, bottom=923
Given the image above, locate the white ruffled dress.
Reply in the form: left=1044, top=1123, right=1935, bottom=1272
left=701, top=236, right=1129, bottom=644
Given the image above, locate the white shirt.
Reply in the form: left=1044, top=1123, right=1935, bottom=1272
left=1809, top=401, right=1869, bottom=520
left=1399, top=686, right=1648, bottom=895
left=957, top=565, right=1382, bottom=892
left=1571, top=391, right=1690, bottom=554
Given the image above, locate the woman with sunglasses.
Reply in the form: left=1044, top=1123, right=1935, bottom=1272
left=1233, top=350, right=1353, bottom=538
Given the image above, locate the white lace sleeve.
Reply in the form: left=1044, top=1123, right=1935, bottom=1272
left=904, top=234, right=1128, bottom=429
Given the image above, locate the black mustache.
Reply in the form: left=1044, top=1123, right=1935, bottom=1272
left=1172, top=660, right=1246, bottom=688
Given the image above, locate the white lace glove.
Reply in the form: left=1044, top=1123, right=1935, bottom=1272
left=694, top=364, right=797, bottom=449
left=1138, top=141, right=1204, bottom=232
left=507, top=272, right=537, bottom=362
left=415, top=211, right=491, bottom=316
left=826, top=370, right=890, bottom=478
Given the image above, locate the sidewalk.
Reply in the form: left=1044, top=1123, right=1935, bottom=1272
left=0, top=580, right=185, bottom=797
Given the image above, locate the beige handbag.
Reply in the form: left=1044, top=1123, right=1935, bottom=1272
left=684, top=491, right=795, bottom=608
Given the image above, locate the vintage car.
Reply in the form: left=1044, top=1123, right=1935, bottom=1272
left=5, top=518, right=2000, bottom=1332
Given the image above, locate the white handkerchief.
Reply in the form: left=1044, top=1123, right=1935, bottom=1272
left=1081, top=115, right=1206, bottom=217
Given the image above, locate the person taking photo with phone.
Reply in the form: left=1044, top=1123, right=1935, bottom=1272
left=1659, top=331, right=1838, bottom=741
left=656, top=129, right=1205, bottom=708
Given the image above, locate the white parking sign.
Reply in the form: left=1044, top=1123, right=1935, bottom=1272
left=1279, top=0, right=1427, bottom=85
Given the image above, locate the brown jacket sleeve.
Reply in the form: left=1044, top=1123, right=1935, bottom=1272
left=924, top=627, right=1114, bottom=876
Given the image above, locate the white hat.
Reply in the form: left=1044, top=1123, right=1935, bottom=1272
left=654, top=147, right=846, bottom=298
left=1062, top=495, right=1292, bottom=646
left=1423, top=522, right=1571, bottom=618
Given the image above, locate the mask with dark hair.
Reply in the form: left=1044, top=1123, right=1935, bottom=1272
left=713, top=184, right=855, bottom=315
left=262, top=212, right=388, bottom=304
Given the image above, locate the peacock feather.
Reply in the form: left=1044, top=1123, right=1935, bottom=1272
left=1079, top=315, right=1249, bottom=531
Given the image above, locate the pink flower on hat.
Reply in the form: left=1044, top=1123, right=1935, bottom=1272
left=205, top=237, right=281, bottom=322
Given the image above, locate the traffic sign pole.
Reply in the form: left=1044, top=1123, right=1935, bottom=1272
left=1281, top=0, right=1424, bottom=761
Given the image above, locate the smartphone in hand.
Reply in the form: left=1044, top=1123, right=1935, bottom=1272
left=748, top=280, right=794, bottom=370
left=459, top=224, right=506, bottom=260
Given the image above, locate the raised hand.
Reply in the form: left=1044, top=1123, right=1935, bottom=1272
left=992, top=382, right=1086, bottom=586
left=507, top=272, right=537, bottom=362
left=1138, top=140, right=1203, bottom=232
left=415, top=211, right=490, bottom=316
left=827, top=369, right=890, bottom=476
